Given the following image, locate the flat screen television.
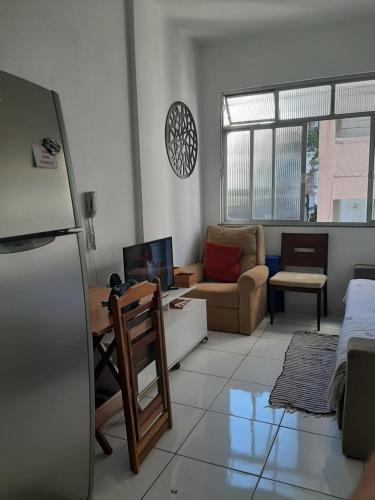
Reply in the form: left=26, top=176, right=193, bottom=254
left=123, top=237, right=174, bottom=291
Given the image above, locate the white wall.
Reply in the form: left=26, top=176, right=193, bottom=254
left=0, top=0, right=136, bottom=284
left=134, top=0, right=202, bottom=265
left=198, top=16, right=375, bottom=314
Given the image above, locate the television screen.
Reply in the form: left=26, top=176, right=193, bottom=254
left=123, top=237, right=174, bottom=291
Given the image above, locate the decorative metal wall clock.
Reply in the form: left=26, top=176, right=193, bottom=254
left=165, top=101, right=198, bottom=178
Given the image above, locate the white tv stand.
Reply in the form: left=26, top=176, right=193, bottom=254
left=138, top=286, right=207, bottom=392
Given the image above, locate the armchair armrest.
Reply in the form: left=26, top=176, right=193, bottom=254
left=342, top=337, right=375, bottom=460
left=238, top=265, right=269, bottom=291
left=237, top=265, right=268, bottom=335
left=176, top=262, right=204, bottom=283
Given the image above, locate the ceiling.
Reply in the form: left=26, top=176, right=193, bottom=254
left=156, top=0, right=375, bottom=40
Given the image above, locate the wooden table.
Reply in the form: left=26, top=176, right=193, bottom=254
left=89, top=287, right=123, bottom=454
left=90, top=287, right=112, bottom=336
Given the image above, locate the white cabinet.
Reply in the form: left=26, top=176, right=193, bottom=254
left=137, top=290, right=207, bottom=392
left=164, top=298, right=207, bottom=369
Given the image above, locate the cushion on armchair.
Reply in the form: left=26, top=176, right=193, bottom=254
left=205, top=225, right=259, bottom=273
left=204, top=241, right=241, bottom=283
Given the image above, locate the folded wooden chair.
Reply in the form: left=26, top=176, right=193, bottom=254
left=110, top=279, right=172, bottom=473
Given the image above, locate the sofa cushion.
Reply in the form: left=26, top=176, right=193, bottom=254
left=188, top=282, right=239, bottom=309
left=206, top=225, right=257, bottom=273
left=269, top=271, right=327, bottom=289
left=204, top=241, right=241, bottom=283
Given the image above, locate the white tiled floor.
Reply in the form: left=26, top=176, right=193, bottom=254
left=249, top=337, right=291, bottom=360
left=178, top=411, right=278, bottom=476
left=94, top=312, right=364, bottom=499
left=180, top=347, right=245, bottom=378
left=232, top=355, right=285, bottom=385
left=262, top=427, right=362, bottom=498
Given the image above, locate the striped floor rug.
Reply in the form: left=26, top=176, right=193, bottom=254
left=269, top=331, right=339, bottom=415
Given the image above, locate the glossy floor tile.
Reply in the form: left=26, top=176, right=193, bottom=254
left=200, top=331, right=258, bottom=354
left=93, top=436, right=172, bottom=500
left=178, top=411, right=278, bottom=476
left=253, top=478, right=339, bottom=499
left=210, top=379, right=284, bottom=425
left=319, top=317, right=342, bottom=334
left=250, top=326, right=266, bottom=337
left=105, top=415, right=127, bottom=442
left=261, top=322, right=302, bottom=341
left=143, top=455, right=258, bottom=500
left=103, top=396, right=153, bottom=439
left=156, top=403, right=205, bottom=452
left=101, top=410, right=123, bottom=434
left=256, top=317, right=272, bottom=331
left=263, top=427, right=362, bottom=498
left=249, top=338, right=290, bottom=360
left=281, top=411, right=341, bottom=438
left=106, top=402, right=205, bottom=453
left=232, top=355, right=284, bottom=386
left=180, top=347, right=244, bottom=378
left=272, top=312, right=316, bottom=327
left=167, top=369, right=227, bottom=409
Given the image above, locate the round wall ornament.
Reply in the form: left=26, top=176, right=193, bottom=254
left=165, top=101, right=198, bottom=178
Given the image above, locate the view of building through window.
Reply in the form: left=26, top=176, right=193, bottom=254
left=305, top=118, right=370, bottom=223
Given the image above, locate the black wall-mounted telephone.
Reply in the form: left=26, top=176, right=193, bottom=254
left=84, top=191, right=97, bottom=250
left=84, top=191, right=97, bottom=219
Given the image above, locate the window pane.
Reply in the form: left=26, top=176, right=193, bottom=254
left=305, top=122, right=319, bottom=221
left=279, top=86, right=331, bottom=120
left=226, top=93, right=275, bottom=123
left=305, top=118, right=370, bottom=222
left=252, top=129, right=273, bottom=219
left=275, top=127, right=302, bottom=220
left=333, top=199, right=367, bottom=223
left=335, top=80, right=375, bottom=114
left=226, top=131, right=251, bottom=220
left=223, top=101, right=230, bottom=126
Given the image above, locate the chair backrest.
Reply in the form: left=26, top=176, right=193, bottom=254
left=281, top=233, right=328, bottom=274
left=205, top=225, right=265, bottom=273
left=110, top=279, right=172, bottom=473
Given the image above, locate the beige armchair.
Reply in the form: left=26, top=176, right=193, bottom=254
left=180, top=225, right=268, bottom=335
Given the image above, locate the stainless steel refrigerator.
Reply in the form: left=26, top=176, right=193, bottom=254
left=0, top=71, right=94, bottom=499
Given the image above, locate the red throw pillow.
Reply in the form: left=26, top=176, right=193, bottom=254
left=204, top=241, right=241, bottom=283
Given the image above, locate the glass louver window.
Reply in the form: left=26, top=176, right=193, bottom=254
left=252, top=129, right=273, bottom=219
left=335, top=80, right=375, bottom=114
left=279, top=86, right=331, bottom=120
left=226, top=93, right=275, bottom=124
left=274, top=127, right=302, bottom=220
left=225, top=131, right=251, bottom=221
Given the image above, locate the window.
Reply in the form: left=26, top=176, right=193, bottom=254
left=222, top=75, right=375, bottom=224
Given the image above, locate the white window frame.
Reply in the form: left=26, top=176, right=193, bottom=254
left=220, top=73, right=375, bottom=226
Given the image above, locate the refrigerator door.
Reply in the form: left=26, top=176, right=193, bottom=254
left=0, top=232, right=93, bottom=500
left=0, top=71, right=76, bottom=239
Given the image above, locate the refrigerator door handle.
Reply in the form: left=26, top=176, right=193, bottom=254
left=0, top=236, right=55, bottom=254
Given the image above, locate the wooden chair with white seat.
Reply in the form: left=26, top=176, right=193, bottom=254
left=268, top=233, right=328, bottom=331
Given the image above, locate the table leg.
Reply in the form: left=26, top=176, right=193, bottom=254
left=95, top=429, right=113, bottom=455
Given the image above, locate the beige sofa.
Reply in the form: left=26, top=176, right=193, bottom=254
left=180, top=225, right=268, bottom=335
